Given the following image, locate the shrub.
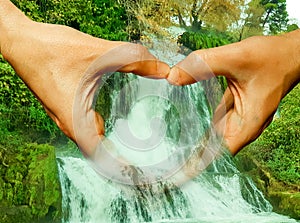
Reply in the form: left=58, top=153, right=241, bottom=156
left=0, top=56, right=60, bottom=140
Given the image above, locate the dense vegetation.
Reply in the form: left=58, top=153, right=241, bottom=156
left=0, top=55, right=62, bottom=144
left=244, top=85, right=300, bottom=185
left=11, top=0, right=136, bottom=40
left=178, top=30, right=232, bottom=50
left=0, top=144, right=62, bottom=223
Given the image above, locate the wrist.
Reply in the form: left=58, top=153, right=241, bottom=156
left=0, top=0, right=30, bottom=57
left=287, top=29, right=300, bottom=77
left=0, top=0, right=24, bottom=25
left=281, top=29, right=300, bottom=95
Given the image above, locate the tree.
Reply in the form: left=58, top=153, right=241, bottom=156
left=236, top=0, right=265, bottom=40
left=122, top=0, right=245, bottom=33
left=232, top=0, right=289, bottom=40
left=261, top=0, right=288, bottom=34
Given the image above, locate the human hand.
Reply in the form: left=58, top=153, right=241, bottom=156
left=167, top=31, right=300, bottom=154
left=0, top=2, right=170, bottom=157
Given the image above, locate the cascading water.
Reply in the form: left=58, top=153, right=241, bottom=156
left=56, top=37, right=298, bottom=223
left=57, top=153, right=298, bottom=223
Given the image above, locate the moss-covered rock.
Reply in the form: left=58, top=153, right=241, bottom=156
left=0, top=143, right=62, bottom=223
left=0, top=206, right=33, bottom=223
left=235, top=85, right=300, bottom=220
left=236, top=153, right=300, bottom=220
left=268, top=192, right=300, bottom=219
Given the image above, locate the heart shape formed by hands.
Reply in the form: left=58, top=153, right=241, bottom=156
left=72, top=34, right=294, bottom=185
left=72, top=43, right=226, bottom=185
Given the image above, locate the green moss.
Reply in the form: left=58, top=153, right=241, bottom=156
left=25, top=143, right=62, bottom=219
left=0, top=180, right=4, bottom=201
left=0, top=143, right=62, bottom=222
left=268, top=192, right=300, bottom=220
left=0, top=206, right=33, bottom=223
left=249, top=84, right=300, bottom=185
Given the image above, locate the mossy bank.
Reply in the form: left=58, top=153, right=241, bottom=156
left=0, top=143, right=62, bottom=223
left=236, top=84, right=300, bottom=220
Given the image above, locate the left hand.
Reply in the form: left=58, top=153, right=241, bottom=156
left=1, top=10, right=169, bottom=156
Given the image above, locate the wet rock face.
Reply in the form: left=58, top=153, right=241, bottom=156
left=0, top=143, right=62, bottom=223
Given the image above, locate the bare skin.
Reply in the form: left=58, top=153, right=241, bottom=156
left=167, top=31, right=300, bottom=154
left=0, top=0, right=170, bottom=157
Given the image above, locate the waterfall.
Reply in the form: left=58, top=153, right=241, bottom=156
left=56, top=37, right=298, bottom=223
left=57, top=154, right=297, bottom=223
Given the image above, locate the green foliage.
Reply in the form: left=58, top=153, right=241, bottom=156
left=80, top=0, right=129, bottom=40
left=0, top=56, right=61, bottom=139
left=178, top=31, right=232, bottom=51
left=249, top=84, right=300, bottom=184
left=287, top=24, right=299, bottom=32
left=260, top=0, right=289, bottom=34
left=11, top=0, right=136, bottom=41
left=0, top=56, right=34, bottom=107
left=25, top=143, right=61, bottom=218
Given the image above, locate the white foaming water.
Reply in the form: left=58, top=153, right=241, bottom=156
left=57, top=155, right=298, bottom=223
left=109, top=78, right=173, bottom=166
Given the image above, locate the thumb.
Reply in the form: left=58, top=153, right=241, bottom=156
left=119, top=44, right=170, bottom=79
left=121, top=59, right=170, bottom=79
left=84, top=43, right=170, bottom=80
left=167, top=46, right=236, bottom=86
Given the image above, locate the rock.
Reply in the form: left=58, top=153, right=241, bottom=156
left=268, top=191, right=300, bottom=220
left=0, top=206, right=33, bottom=223
left=0, top=143, right=62, bottom=223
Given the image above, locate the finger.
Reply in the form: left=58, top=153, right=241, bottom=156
left=85, top=43, right=170, bottom=79
left=118, top=43, right=170, bottom=79
left=168, top=43, right=241, bottom=85
left=121, top=60, right=170, bottom=79
left=168, top=52, right=215, bottom=85
left=167, top=66, right=197, bottom=86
